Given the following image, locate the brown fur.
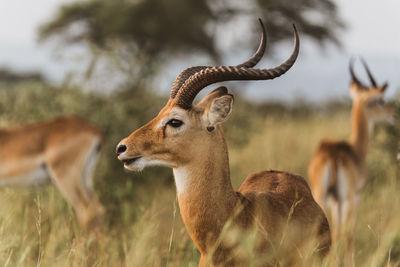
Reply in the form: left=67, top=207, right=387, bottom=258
left=118, top=88, right=331, bottom=266
left=308, top=81, right=395, bottom=264
left=0, top=116, right=104, bottom=229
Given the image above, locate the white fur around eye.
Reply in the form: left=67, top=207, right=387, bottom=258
left=165, top=123, right=187, bottom=136
left=158, top=108, right=191, bottom=136
left=158, top=108, right=188, bottom=127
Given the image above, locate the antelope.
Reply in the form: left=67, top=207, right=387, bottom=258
left=116, top=20, right=331, bottom=266
left=308, top=59, right=395, bottom=263
left=0, top=116, right=104, bottom=229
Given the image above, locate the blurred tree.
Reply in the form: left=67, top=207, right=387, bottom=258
left=38, top=0, right=344, bottom=84
left=254, top=0, right=344, bottom=45
left=39, top=0, right=217, bottom=61
left=0, top=68, right=45, bottom=84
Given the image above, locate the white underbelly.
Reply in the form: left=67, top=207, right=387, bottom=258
left=0, top=165, right=50, bottom=187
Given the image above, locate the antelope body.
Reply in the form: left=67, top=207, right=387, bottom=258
left=0, top=116, right=104, bottom=228
left=117, top=20, right=331, bottom=266
left=308, top=59, right=395, bottom=263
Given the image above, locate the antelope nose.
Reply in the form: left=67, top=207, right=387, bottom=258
left=116, top=144, right=127, bottom=155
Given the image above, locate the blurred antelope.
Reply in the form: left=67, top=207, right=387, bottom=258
left=0, top=116, right=104, bottom=228
left=308, top=59, right=395, bottom=263
left=117, top=20, right=331, bottom=266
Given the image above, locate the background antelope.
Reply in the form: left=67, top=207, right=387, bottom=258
left=117, top=21, right=331, bottom=266
left=308, top=59, right=395, bottom=264
left=0, top=116, right=104, bottom=229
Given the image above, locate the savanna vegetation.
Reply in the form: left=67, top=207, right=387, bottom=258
left=0, top=0, right=398, bottom=265
left=0, top=76, right=397, bottom=266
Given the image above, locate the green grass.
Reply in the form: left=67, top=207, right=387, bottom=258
left=0, top=82, right=398, bottom=266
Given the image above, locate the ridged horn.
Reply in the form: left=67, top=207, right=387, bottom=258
left=360, top=58, right=377, bottom=87
left=169, top=19, right=267, bottom=99
left=349, top=58, right=365, bottom=88
left=173, top=24, right=299, bottom=109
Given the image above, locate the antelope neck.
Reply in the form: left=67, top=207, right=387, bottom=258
left=172, top=133, right=238, bottom=253
left=349, top=101, right=370, bottom=163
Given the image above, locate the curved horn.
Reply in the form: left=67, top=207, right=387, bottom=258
left=174, top=24, right=299, bottom=109
left=235, top=18, right=267, bottom=68
left=170, top=19, right=267, bottom=99
left=170, top=66, right=208, bottom=99
left=360, top=58, right=377, bottom=87
left=349, top=58, right=364, bottom=88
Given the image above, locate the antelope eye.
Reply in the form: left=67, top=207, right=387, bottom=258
left=368, top=99, right=381, bottom=107
left=369, top=98, right=384, bottom=107
left=167, top=119, right=183, bottom=128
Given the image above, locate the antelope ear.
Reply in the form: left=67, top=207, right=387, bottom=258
left=204, top=94, right=234, bottom=131
left=380, top=82, right=388, bottom=93
left=197, top=86, right=228, bottom=109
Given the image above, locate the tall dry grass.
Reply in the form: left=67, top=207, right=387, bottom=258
left=0, top=81, right=398, bottom=266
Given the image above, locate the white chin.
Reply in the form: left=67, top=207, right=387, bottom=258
left=124, top=158, right=173, bottom=172
left=124, top=163, right=144, bottom=172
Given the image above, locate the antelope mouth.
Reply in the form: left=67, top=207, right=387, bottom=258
left=122, top=156, right=142, bottom=166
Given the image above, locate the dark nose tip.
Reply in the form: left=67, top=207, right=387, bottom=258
left=116, top=144, right=127, bottom=155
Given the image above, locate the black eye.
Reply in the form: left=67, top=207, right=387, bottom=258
left=167, top=119, right=183, bottom=128
left=368, top=98, right=384, bottom=107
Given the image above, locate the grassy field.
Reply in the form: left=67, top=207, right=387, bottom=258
left=0, top=82, right=398, bottom=266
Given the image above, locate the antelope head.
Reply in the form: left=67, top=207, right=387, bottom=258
left=116, top=20, right=299, bottom=172
left=349, top=58, right=395, bottom=124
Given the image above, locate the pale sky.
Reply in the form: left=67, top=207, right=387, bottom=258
left=0, top=0, right=399, bottom=101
